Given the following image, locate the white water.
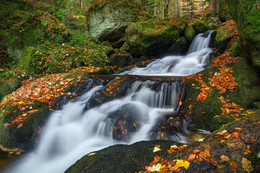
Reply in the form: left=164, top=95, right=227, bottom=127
left=5, top=31, right=212, bottom=173
left=6, top=83, right=186, bottom=173
left=123, top=30, right=213, bottom=76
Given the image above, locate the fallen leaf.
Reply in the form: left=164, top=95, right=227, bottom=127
left=204, top=144, right=210, bottom=148
left=153, top=146, right=161, bottom=153
left=230, top=162, right=238, bottom=169
left=187, top=154, right=196, bottom=161
left=220, top=155, right=230, bottom=161
left=232, top=132, right=240, bottom=139
left=192, top=149, right=200, bottom=154
left=242, top=157, right=252, bottom=173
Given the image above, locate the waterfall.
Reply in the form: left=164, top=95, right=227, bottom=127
left=4, top=31, right=212, bottom=173
left=122, top=30, right=213, bottom=76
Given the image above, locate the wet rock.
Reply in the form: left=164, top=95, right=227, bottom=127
left=150, top=111, right=185, bottom=141
left=168, top=37, right=189, bottom=55
left=109, top=53, right=132, bottom=67
left=106, top=103, right=148, bottom=141
left=51, top=77, right=103, bottom=110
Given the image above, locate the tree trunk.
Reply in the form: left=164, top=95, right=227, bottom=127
left=212, top=0, right=220, bottom=15
left=174, top=0, right=179, bottom=16
left=164, top=0, right=170, bottom=18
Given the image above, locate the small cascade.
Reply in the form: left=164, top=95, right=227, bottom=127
left=123, top=30, right=213, bottom=76
left=4, top=31, right=213, bottom=173
left=128, top=81, right=181, bottom=108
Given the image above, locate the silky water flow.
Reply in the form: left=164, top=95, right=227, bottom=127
left=4, top=31, right=213, bottom=173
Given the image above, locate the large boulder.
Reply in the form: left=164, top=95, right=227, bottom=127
left=214, top=20, right=238, bottom=53
left=228, top=0, right=260, bottom=70
left=86, top=0, right=153, bottom=47
left=65, top=118, right=260, bottom=173
left=125, top=18, right=187, bottom=57
left=65, top=140, right=175, bottom=173
left=192, top=20, right=208, bottom=34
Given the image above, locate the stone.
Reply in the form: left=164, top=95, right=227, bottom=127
left=126, top=18, right=187, bottom=57
left=87, top=1, right=153, bottom=48
left=228, top=0, right=260, bottom=70
left=192, top=20, right=208, bottom=34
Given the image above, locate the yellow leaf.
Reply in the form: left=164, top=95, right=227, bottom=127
left=176, top=159, right=190, bottom=169
left=242, top=157, right=252, bottom=173
left=220, top=155, right=230, bottom=161
left=17, top=101, right=25, bottom=104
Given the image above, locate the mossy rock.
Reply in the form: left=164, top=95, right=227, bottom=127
left=0, top=100, right=50, bottom=151
left=66, top=118, right=260, bottom=173
left=192, top=20, right=208, bottom=34
left=228, top=0, right=260, bottom=70
left=126, top=18, right=187, bottom=57
left=8, top=11, right=69, bottom=59
left=16, top=33, right=114, bottom=75
left=184, top=25, right=196, bottom=42
left=214, top=20, right=237, bottom=53
left=183, top=57, right=260, bottom=132
left=0, top=79, right=21, bottom=100
left=86, top=0, right=153, bottom=47
left=168, top=37, right=189, bottom=55
left=109, top=53, right=132, bottom=67
left=227, top=58, right=260, bottom=108
left=65, top=140, right=176, bottom=173
left=203, top=16, right=222, bottom=30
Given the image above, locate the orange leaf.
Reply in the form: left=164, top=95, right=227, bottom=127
left=187, top=154, right=196, bottom=161
left=192, top=149, right=200, bottom=154
left=230, top=162, right=237, bottom=169
left=232, top=132, right=240, bottom=139
left=204, top=150, right=210, bottom=157
left=204, top=144, right=210, bottom=148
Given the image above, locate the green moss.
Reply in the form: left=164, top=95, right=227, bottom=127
left=0, top=100, right=50, bottom=150
left=184, top=25, right=196, bottom=41
left=228, top=0, right=260, bottom=70
left=227, top=58, right=260, bottom=108
left=0, top=79, right=21, bottom=100
left=65, top=140, right=175, bottom=173
left=126, top=18, right=187, bottom=56
left=8, top=11, right=69, bottom=60
left=17, top=47, right=34, bottom=71
left=192, top=20, right=208, bottom=34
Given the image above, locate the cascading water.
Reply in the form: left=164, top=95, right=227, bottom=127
left=4, top=31, right=212, bottom=173
left=122, top=30, right=213, bottom=76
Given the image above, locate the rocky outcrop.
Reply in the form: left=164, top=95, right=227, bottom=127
left=214, top=20, right=238, bottom=53
left=65, top=118, right=260, bottom=173
left=86, top=0, right=153, bottom=47
left=228, top=0, right=260, bottom=70
left=125, top=18, right=187, bottom=57
left=65, top=140, right=175, bottom=173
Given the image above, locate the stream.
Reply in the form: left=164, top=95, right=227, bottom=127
left=2, top=31, right=213, bottom=173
